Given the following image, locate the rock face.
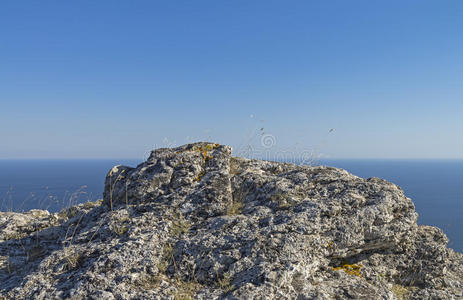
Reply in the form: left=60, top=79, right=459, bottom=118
left=1, top=142, right=462, bottom=299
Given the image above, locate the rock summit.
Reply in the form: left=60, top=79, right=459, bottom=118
left=1, top=142, right=462, bottom=299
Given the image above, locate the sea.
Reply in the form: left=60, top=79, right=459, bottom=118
left=0, top=159, right=461, bottom=252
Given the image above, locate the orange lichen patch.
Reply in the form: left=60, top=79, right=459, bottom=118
left=192, top=144, right=220, bottom=161
left=176, top=143, right=219, bottom=154
left=332, top=263, right=362, bottom=277
left=204, top=143, right=220, bottom=151
left=202, top=150, right=213, bottom=161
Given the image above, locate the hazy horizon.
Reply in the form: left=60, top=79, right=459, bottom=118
left=2, top=157, right=463, bottom=161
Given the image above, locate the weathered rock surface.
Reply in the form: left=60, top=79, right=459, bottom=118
left=1, top=142, right=462, bottom=299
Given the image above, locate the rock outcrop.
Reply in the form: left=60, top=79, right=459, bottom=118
left=1, top=142, right=462, bottom=299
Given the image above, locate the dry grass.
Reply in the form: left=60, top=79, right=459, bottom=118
left=270, top=191, right=303, bottom=209
left=226, top=200, right=244, bottom=215
left=137, top=273, right=164, bottom=289
left=270, top=192, right=292, bottom=208
left=82, top=199, right=103, bottom=209
left=391, top=284, right=412, bottom=300
left=27, top=245, right=44, bottom=262
left=3, top=232, right=27, bottom=241
left=108, top=169, right=127, bottom=211
left=173, top=277, right=202, bottom=300
left=112, top=224, right=129, bottom=236
left=60, top=211, right=86, bottom=271
left=216, top=271, right=233, bottom=293
left=157, top=243, right=174, bottom=274
left=63, top=249, right=83, bottom=271
left=154, top=242, right=202, bottom=299
left=2, top=258, right=15, bottom=275
left=229, top=157, right=241, bottom=176
left=171, top=216, right=191, bottom=238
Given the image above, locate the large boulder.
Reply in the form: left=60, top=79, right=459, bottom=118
left=1, top=142, right=462, bottom=299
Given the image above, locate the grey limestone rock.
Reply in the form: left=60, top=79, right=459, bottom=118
left=1, top=142, right=462, bottom=299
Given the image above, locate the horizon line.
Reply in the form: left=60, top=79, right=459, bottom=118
left=1, top=157, right=463, bottom=161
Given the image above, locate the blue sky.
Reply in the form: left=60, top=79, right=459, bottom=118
left=1, top=1, right=462, bottom=159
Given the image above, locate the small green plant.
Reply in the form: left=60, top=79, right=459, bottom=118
left=378, top=272, right=384, bottom=284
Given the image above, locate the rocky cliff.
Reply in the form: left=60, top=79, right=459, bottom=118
left=1, top=142, right=462, bottom=299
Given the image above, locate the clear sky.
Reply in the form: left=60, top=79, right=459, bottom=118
left=1, top=1, right=462, bottom=159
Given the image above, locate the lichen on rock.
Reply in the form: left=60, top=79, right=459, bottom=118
left=1, top=142, right=462, bottom=299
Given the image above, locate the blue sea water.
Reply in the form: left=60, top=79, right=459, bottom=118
left=0, top=159, right=141, bottom=213
left=0, top=159, right=461, bottom=252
